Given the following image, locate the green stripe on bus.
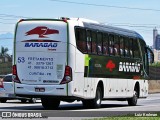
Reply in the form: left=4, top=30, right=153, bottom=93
left=85, top=54, right=91, bottom=66
left=13, top=22, right=19, bottom=65
left=85, top=54, right=91, bottom=77
left=66, top=21, right=69, bottom=96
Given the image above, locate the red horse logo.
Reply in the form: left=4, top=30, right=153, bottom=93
left=106, top=60, right=116, bottom=72
left=25, top=26, right=59, bottom=38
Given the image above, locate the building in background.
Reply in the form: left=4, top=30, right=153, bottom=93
left=153, top=28, right=160, bottom=62
left=153, top=28, right=160, bottom=50
left=153, top=49, right=160, bottom=62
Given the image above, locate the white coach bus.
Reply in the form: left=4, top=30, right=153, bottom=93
left=13, top=17, right=154, bottom=109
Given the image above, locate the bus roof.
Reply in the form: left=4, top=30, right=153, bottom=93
left=82, top=22, right=144, bottom=41
left=17, top=18, right=144, bottom=41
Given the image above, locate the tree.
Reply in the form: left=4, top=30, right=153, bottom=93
left=0, top=46, right=9, bottom=57
left=0, top=46, right=10, bottom=63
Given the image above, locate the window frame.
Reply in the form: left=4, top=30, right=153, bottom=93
left=75, top=26, right=142, bottom=60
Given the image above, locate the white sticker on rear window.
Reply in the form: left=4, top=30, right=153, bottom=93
left=56, top=65, right=63, bottom=79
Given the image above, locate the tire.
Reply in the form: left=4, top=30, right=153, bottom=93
left=21, top=99, right=27, bottom=103
left=82, top=87, right=102, bottom=109
left=128, top=89, right=138, bottom=106
left=41, top=98, right=60, bottom=110
left=82, top=100, right=91, bottom=108
left=29, top=98, right=36, bottom=103
left=0, top=99, right=7, bottom=103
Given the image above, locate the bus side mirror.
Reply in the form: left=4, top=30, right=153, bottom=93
left=146, top=47, right=154, bottom=64
left=150, top=56, right=154, bottom=64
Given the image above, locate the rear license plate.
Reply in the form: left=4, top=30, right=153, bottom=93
left=35, top=88, right=45, bottom=92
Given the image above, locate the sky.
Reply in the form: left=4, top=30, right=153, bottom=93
left=0, top=0, right=160, bottom=54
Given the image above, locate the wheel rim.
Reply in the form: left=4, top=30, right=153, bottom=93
left=96, top=89, right=101, bottom=105
left=134, top=90, right=138, bottom=103
left=32, top=98, right=36, bottom=103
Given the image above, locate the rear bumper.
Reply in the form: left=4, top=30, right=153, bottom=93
left=15, top=94, right=83, bottom=101
left=14, top=83, right=68, bottom=97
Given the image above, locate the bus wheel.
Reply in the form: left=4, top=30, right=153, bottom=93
left=83, top=87, right=102, bottom=108
left=41, top=98, right=60, bottom=110
left=21, top=99, right=27, bottom=103
left=92, top=87, right=102, bottom=108
left=29, top=98, right=36, bottom=103
left=127, top=88, right=138, bottom=106
left=82, top=100, right=90, bottom=108
left=0, top=99, right=7, bottom=103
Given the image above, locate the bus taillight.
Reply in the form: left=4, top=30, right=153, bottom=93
left=0, top=80, right=3, bottom=88
left=12, top=65, right=21, bottom=83
left=60, top=66, right=72, bottom=84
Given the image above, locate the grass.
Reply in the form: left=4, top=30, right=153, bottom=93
left=87, top=117, right=160, bottom=120
left=150, top=62, right=160, bottom=67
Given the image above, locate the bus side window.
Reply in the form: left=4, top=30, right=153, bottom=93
left=87, top=30, right=91, bottom=53
left=97, top=32, right=102, bottom=55
left=140, top=40, right=149, bottom=74
left=103, top=33, right=109, bottom=55
left=133, top=40, right=140, bottom=58
left=120, top=37, right=125, bottom=57
left=129, top=38, right=133, bottom=58
left=124, top=37, right=130, bottom=57
left=114, top=35, right=120, bottom=56
left=91, top=31, right=97, bottom=54
left=75, top=28, right=87, bottom=53
left=109, top=34, right=114, bottom=55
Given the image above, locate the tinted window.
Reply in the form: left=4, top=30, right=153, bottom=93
left=87, top=30, right=91, bottom=53
left=103, top=33, right=109, bottom=55
left=120, top=37, right=125, bottom=57
left=109, top=34, right=114, bottom=55
left=91, top=31, right=97, bottom=54
left=129, top=38, right=133, bottom=58
left=97, top=32, right=102, bottom=55
left=114, top=35, right=120, bottom=56
left=75, top=28, right=87, bottom=53
left=75, top=27, right=141, bottom=59
left=133, top=40, right=140, bottom=58
left=3, top=75, right=12, bottom=82
left=124, top=37, right=130, bottom=57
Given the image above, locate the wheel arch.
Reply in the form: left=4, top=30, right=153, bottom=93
left=135, top=82, right=140, bottom=98
left=97, top=80, right=104, bottom=99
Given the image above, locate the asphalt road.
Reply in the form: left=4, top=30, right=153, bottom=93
left=0, top=93, right=160, bottom=119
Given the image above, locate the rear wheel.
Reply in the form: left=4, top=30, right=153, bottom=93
left=128, top=88, right=138, bottom=106
left=82, top=100, right=91, bottom=108
left=82, top=87, right=102, bottom=108
left=29, top=98, right=36, bottom=103
left=0, top=99, right=7, bottom=103
left=41, top=98, right=60, bottom=110
left=21, top=99, right=27, bottom=103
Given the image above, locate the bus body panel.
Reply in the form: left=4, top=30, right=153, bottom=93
left=14, top=82, right=67, bottom=96
left=15, top=20, right=67, bottom=85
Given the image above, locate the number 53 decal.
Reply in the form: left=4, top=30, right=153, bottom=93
left=18, top=57, right=25, bottom=63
